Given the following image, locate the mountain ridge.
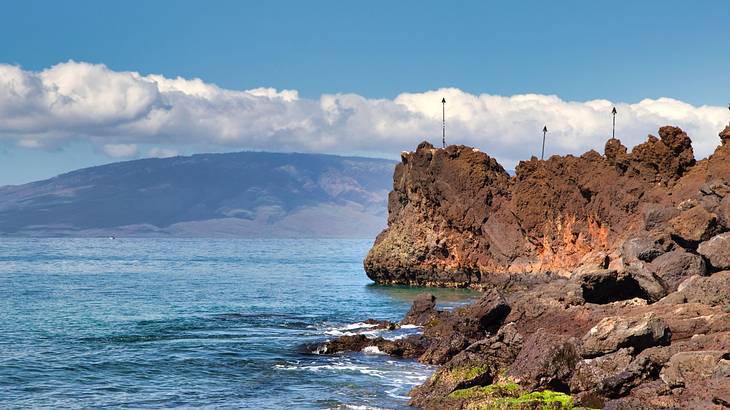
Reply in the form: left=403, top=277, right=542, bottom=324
left=0, top=150, right=397, bottom=238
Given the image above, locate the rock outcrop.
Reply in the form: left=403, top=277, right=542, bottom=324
left=339, top=125, right=730, bottom=409
left=365, top=126, right=730, bottom=292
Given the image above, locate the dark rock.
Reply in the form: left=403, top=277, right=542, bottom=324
left=698, top=233, right=730, bottom=270
left=570, top=348, right=634, bottom=394
left=409, top=324, right=524, bottom=409
left=363, top=318, right=400, bottom=330
left=581, top=313, right=671, bottom=358
left=507, top=328, right=581, bottom=392
left=317, top=333, right=428, bottom=359
left=318, top=334, right=372, bottom=354
left=660, top=271, right=730, bottom=307
left=669, top=206, right=719, bottom=247
left=420, top=289, right=510, bottom=364
left=401, top=292, right=438, bottom=326
left=424, top=289, right=510, bottom=341
left=622, top=234, right=672, bottom=263
left=648, top=249, right=706, bottom=292
left=418, top=332, right=470, bottom=365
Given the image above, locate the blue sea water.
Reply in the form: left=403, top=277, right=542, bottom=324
left=0, top=238, right=478, bottom=409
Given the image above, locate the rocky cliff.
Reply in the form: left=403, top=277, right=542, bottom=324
left=327, top=125, right=730, bottom=409
left=366, top=125, right=730, bottom=294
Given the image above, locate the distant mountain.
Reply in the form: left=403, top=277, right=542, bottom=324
left=0, top=151, right=397, bottom=238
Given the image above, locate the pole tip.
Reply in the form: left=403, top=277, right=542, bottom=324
left=442, top=98, right=446, bottom=103
left=612, top=106, right=617, bottom=115
left=543, top=125, right=548, bottom=132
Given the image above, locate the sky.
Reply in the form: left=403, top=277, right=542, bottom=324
left=1, top=0, right=729, bottom=185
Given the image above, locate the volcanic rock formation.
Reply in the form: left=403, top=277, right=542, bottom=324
left=333, top=125, right=730, bottom=408
left=365, top=125, right=730, bottom=296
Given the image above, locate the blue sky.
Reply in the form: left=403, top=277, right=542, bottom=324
left=1, top=0, right=729, bottom=185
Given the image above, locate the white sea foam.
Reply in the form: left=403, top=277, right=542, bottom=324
left=362, top=346, right=385, bottom=355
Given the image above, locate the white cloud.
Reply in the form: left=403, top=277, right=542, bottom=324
left=102, top=143, right=138, bottom=158
left=0, top=60, right=728, bottom=168
left=147, top=147, right=178, bottom=158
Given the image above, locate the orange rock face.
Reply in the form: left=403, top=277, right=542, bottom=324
left=364, top=125, right=730, bottom=287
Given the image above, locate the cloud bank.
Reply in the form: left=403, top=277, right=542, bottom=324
left=0, top=61, right=727, bottom=166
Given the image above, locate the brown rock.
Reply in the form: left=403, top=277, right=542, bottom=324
left=660, top=350, right=728, bottom=388
left=581, top=313, right=671, bottom=358
left=648, top=249, right=706, bottom=292
left=698, top=233, right=730, bottom=270
left=508, top=328, right=581, bottom=391
left=660, top=271, right=730, bottom=307
left=669, top=206, right=718, bottom=246
left=570, top=348, right=634, bottom=394
left=401, top=292, right=438, bottom=326
left=364, top=125, right=719, bottom=288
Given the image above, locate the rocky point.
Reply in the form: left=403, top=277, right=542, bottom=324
left=319, top=125, right=730, bottom=409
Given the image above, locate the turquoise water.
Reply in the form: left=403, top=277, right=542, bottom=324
left=0, top=238, right=477, bottom=409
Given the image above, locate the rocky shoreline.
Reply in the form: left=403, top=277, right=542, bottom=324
left=324, top=126, right=730, bottom=409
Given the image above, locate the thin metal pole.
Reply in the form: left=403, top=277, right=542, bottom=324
left=612, top=107, right=617, bottom=138
left=442, top=98, right=446, bottom=148
left=541, top=126, right=547, bottom=160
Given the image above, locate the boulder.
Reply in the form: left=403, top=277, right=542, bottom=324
left=423, top=289, right=510, bottom=341
left=669, top=206, right=718, bottom=246
left=401, top=292, right=438, bottom=326
left=570, top=348, right=634, bottom=394
left=507, top=328, right=581, bottom=391
left=660, top=350, right=729, bottom=388
left=581, top=313, right=671, bottom=358
left=698, top=233, right=730, bottom=270
left=660, top=270, right=730, bottom=307
left=622, top=234, right=672, bottom=263
left=642, top=204, right=679, bottom=231
left=648, top=249, right=706, bottom=292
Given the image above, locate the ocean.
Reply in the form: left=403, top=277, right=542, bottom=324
left=0, top=238, right=477, bottom=409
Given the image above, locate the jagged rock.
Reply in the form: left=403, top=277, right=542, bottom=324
left=659, top=271, right=730, bottom=307
left=364, top=125, right=727, bottom=288
left=423, top=289, right=510, bottom=341
left=700, top=179, right=730, bottom=198
left=622, top=234, right=672, bottom=263
left=660, top=350, right=729, bottom=388
left=698, top=233, right=730, bottom=270
left=642, top=204, right=680, bottom=231
left=570, top=348, right=634, bottom=395
left=507, top=328, right=581, bottom=391
left=669, top=206, right=719, bottom=246
left=316, top=333, right=429, bottom=358
left=401, top=292, right=438, bottom=326
left=721, top=125, right=730, bottom=145
left=418, top=289, right=510, bottom=364
left=409, top=324, right=523, bottom=409
left=648, top=249, right=706, bottom=292
left=581, top=313, right=671, bottom=358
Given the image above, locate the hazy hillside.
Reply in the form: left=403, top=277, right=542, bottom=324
left=0, top=152, right=396, bottom=237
